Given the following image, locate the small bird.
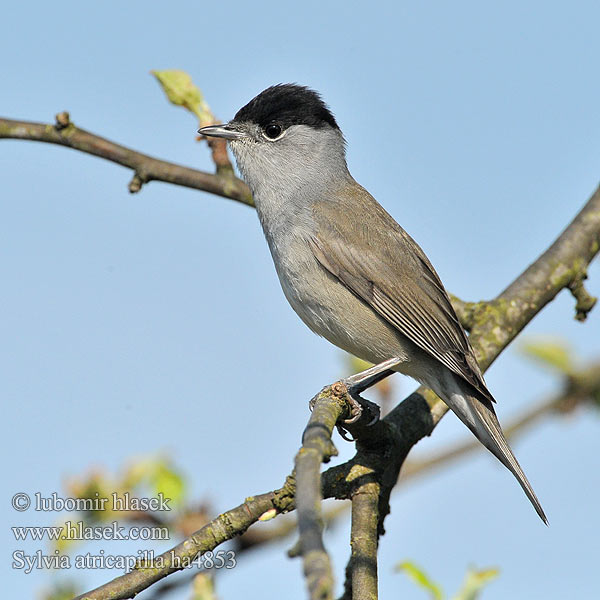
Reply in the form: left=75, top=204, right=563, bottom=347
left=199, top=84, right=546, bottom=523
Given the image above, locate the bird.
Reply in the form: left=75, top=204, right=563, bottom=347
left=199, top=83, right=547, bottom=523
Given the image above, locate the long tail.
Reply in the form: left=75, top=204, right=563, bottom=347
left=440, top=375, right=548, bottom=524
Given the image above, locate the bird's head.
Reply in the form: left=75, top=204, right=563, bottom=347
left=199, top=84, right=348, bottom=195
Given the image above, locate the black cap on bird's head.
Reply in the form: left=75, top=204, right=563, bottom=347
left=198, top=84, right=339, bottom=140
left=234, top=84, right=339, bottom=130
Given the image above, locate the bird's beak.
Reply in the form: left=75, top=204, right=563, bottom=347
left=197, top=123, right=246, bottom=140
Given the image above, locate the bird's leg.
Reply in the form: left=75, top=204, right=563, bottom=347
left=343, top=356, right=403, bottom=394
left=340, top=356, right=403, bottom=428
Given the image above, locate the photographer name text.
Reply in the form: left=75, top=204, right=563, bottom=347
left=12, top=492, right=171, bottom=512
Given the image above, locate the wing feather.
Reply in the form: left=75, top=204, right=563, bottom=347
left=310, top=184, right=493, bottom=402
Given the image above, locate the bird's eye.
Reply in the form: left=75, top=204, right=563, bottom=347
left=264, top=123, right=283, bottom=139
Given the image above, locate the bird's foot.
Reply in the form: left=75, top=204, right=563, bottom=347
left=309, top=357, right=401, bottom=440
left=334, top=356, right=403, bottom=439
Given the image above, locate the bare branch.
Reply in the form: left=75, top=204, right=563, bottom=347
left=348, top=481, right=380, bottom=600
left=73, top=486, right=295, bottom=600
left=294, top=387, right=346, bottom=600
left=0, top=115, right=253, bottom=205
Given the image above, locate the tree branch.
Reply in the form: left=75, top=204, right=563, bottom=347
left=0, top=115, right=253, bottom=205
left=73, top=352, right=599, bottom=600
left=293, top=388, right=346, bottom=600
left=347, top=481, right=380, bottom=600
left=73, top=486, right=296, bottom=600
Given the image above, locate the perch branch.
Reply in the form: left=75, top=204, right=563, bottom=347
left=0, top=115, right=253, bottom=205
left=293, top=388, right=346, bottom=600
left=72, top=486, right=295, bottom=600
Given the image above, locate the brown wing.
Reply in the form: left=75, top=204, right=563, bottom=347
left=310, top=182, right=493, bottom=402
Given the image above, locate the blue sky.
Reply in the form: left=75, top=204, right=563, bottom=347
left=2, top=2, right=599, bottom=599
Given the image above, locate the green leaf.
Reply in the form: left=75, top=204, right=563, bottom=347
left=520, top=338, right=574, bottom=374
left=123, top=456, right=186, bottom=506
left=149, top=460, right=185, bottom=506
left=396, top=561, right=444, bottom=600
left=123, top=456, right=158, bottom=488
left=151, top=69, right=215, bottom=126
left=451, top=566, right=499, bottom=600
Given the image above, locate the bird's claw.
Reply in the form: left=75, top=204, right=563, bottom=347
left=342, top=392, right=381, bottom=425
left=336, top=424, right=356, bottom=441
left=334, top=391, right=381, bottom=442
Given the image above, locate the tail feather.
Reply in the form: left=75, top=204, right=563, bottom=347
left=441, top=375, right=548, bottom=524
left=470, top=396, right=548, bottom=524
